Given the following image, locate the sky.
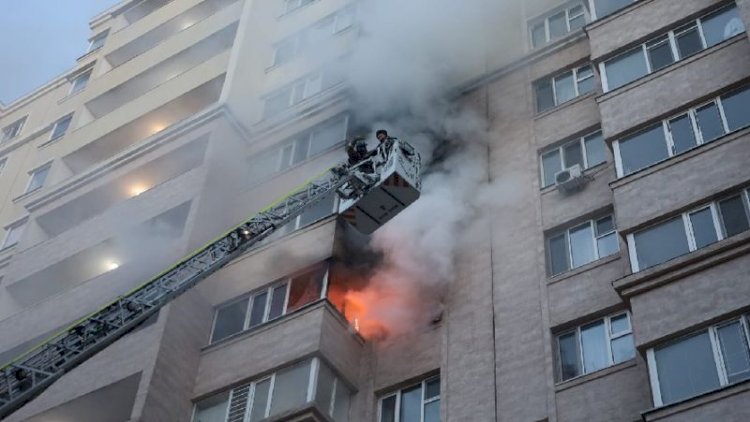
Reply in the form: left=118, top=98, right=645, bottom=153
left=0, top=0, right=123, bottom=105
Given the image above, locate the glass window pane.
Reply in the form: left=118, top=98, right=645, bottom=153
left=594, top=0, right=633, bottom=18
left=50, top=115, right=72, bottom=140
left=193, top=391, right=230, bottom=422
left=570, top=223, right=596, bottom=268
left=542, top=150, right=562, bottom=187
left=211, top=299, right=247, bottom=343
left=249, top=379, right=271, bottom=422
left=280, top=144, right=294, bottom=170
left=612, top=333, right=635, bottom=363
left=270, top=360, right=311, bottom=416
left=718, top=195, right=750, bottom=237
left=689, top=208, right=719, bottom=249
left=424, top=401, right=440, bottom=422
left=668, top=114, right=698, bottom=155
left=584, top=132, right=606, bottom=167
left=424, top=378, right=440, bottom=400
left=655, top=331, right=721, bottom=405
left=380, top=396, right=397, bottom=422
left=633, top=217, right=690, bottom=270
left=559, top=331, right=581, bottom=381
left=274, top=39, right=296, bottom=65
left=577, top=74, right=595, bottom=95
left=27, top=166, right=50, bottom=192
left=248, top=292, right=268, bottom=327
left=315, top=362, right=336, bottom=414
left=610, top=314, right=630, bottom=335
left=554, top=72, right=576, bottom=104
left=536, top=79, right=555, bottom=112
left=721, top=86, right=750, bottom=132
left=595, top=216, right=614, bottom=235
left=287, top=267, right=325, bottom=312
left=717, top=322, right=750, bottom=384
left=701, top=6, right=745, bottom=48
left=618, top=124, right=669, bottom=175
left=400, top=385, right=422, bottom=422
left=675, top=24, right=704, bottom=59
left=309, top=117, right=347, bottom=156
left=569, top=14, right=586, bottom=31
left=3, top=223, right=26, bottom=248
left=548, top=11, right=567, bottom=39
left=563, top=141, right=584, bottom=168
left=597, top=232, right=619, bottom=258
left=298, top=193, right=335, bottom=228
left=604, top=47, right=648, bottom=90
left=646, top=37, right=675, bottom=71
left=581, top=321, right=609, bottom=373
left=549, top=233, right=570, bottom=275
left=695, top=102, right=726, bottom=143
left=293, top=137, right=311, bottom=165
left=531, top=22, right=546, bottom=47
left=268, top=284, right=287, bottom=320
left=333, top=380, right=351, bottom=422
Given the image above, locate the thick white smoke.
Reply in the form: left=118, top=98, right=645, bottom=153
left=336, top=0, right=520, bottom=339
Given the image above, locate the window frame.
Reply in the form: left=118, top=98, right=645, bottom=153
left=281, top=0, right=315, bottom=16
left=600, top=3, right=745, bottom=92
left=2, top=218, right=28, bottom=249
left=547, top=213, right=620, bottom=276
left=24, top=162, right=52, bottom=194
left=2, top=116, right=28, bottom=142
left=587, top=0, right=637, bottom=20
left=535, top=64, right=596, bottom=112
left=209, top=265, right=330, bottom=344
left=529, top=1, right=590, bottom=48
left=556, top=312, right=635, bottom=382
left=48, top=113, right=74, bottom=143
left=263, top=69, right=339, bottom=119
left=627, top=189, right=750, bottom=272
left=377, top=375, right=441, bottom=422
left=87, top=30, right=109, bottom=53
left=613, top=85, right=745, bottom=178
left=647, top=315, right=750, bottom=406
left=540, top=129, right=606, bottom=188
left=69, top=69, right=93, bottom=95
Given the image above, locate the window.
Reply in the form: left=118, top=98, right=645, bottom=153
left=629, top=190, right=750, bottom=271
left=648, top=315, right=750, bottom=406
left=540, top=131, right=606, bottom=188
left=87, top=31, right=108, bottom=53
left=248, top=115, right=348, bottom=182
left=263, top=67, right=345, bottom=118
left=535, top=64, right=595, bottom=112
left=601, top=3, right=745, bottom=91
left=196, top=358, right=351, bottom=422
left=69, top=69, right=92, bottom=95
left=49, top=114, right=73, bottom=142
left=557, top=312, right=635, bottom=381
left=529, top=2, right=589, bottom=48
left=272, top=6, right=355, bottom=67
left=590, top=0, right=635, bottom=19
left=614, top=85, right=750, bottom=177
left=209, top=265, right=327, bottom=343
left=379, top=376, right=440, bottom=422
left=547, top=214, right=619, bottom=276
left=0, top=158, right=6, bottom=175
left=2, top=117, right=27, bottom=142
left=192, top=391, right=229, bottom=422
left=2, top=219, right=27, bottom=249
left=25, top=164, right=51, bottom=194
left=282, top=0, right=314, bottom=15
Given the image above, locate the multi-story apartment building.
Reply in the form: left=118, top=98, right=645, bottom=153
left=0, top=0, right=748, bottom=421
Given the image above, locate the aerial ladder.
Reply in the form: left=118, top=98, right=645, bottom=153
left=0, top=138, right=421, bottom=419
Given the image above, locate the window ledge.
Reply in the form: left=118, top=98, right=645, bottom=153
left=585, top=0, right=653, bottom=36
left=548, top=253, right=622, bottom=285
left=613, top=230, right=750, bottom=299
left=609, top=125, right=750, bottom=192
left=596, top=35, right=745, bottom=110
left=12, top=187, right=43, bottom=204
left=57, top=88, right=87, bottom=105
left=555, top=359, right=637, bottom=392
left=642, top=378, right=750, bottom=421
left=534, top=91, right=598, bottom=120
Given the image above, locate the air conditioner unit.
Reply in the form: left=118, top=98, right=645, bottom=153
left=554, top=164, right=587, bottom=194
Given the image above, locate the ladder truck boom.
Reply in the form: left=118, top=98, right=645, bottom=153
left=0, top=138, right=421, bottom=420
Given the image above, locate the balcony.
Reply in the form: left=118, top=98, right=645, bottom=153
left=63, top=73, right=225, bottom=175
left=87, top=22, right=237, bottom=119
left=121, top=0, right=173, bottom=25
left=4, top=200, right=192, bottom=310
left=106, top=0, right=239, bottom=67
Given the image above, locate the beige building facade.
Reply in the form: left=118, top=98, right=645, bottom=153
left=0, top=0, right=749, bottom=421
